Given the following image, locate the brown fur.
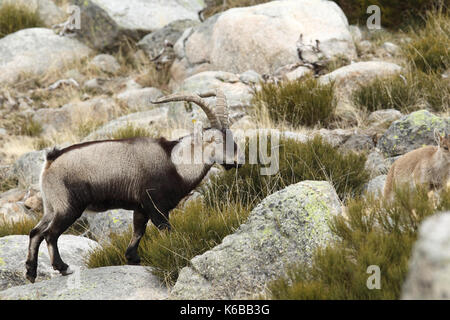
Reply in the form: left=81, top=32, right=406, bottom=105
left=384, top=134, right=450, bottom=200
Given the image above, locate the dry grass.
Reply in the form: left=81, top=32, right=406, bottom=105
left=0, top=1, right=43, bottom=38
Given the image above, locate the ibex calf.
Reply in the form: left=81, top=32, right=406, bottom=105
left=384, top=131, right=450, bottom=200
left=25, top=90, right=241, bottom=283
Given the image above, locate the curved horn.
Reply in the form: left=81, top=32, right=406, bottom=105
left=151, top=92, right=222, bottom=129
left=215, top=89, right=229, bottom=129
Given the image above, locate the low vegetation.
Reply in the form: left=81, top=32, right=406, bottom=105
left=402, top=10, right=450, bottom=74
left=352, top=71, right=449, bottom=113
left=0, top=2, right=43, bottom=38
left=87, top=200, right=250, bottom=285
left=353, top=11, right=450, bottom=114
left=253, top=77, right=336, bottom=128
left=202, top=136, right=369, bottom=208
left=268, top=186, right=450, bottom=300
left=0, top=216, right=38, bottom=238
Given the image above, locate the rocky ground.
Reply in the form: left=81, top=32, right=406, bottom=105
left=0, top=0, right=448, bottom=300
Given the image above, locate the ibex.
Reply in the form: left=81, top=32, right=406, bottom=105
left=25, top=89, right=241, bottom=283
left=384, top=131, right=450, bottom=201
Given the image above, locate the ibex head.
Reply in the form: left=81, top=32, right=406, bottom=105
left=151, top=89, right=242, bottom=170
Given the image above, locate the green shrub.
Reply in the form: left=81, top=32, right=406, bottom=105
left=268, top=186, right=450, bottom=300
left=0, top=2, right=43, bottom=38
left=253, top=77, right=336, bottom=128
left=403, top=10, right=450, bottom=73
left=352, top=71, right=449, bottom=113
left=202, top=136, right=370, bottom=208
left=0, top=217, right=38, bottom=237
left=332, top=0, right=445, bottom=29
left=87, top=201, right=250, bottom=285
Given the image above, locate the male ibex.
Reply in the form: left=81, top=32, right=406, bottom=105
left=384, top=131, right=450, bottom=200
left=25, top=90, right=241, bottom=282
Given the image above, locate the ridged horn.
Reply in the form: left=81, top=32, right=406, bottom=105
left=151, top=92, right=222, bottom=129
left=215, top=89, right=229, bottom=129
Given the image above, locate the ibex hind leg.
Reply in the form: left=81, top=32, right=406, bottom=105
left=125, top=210, right=149, bottom=265
left=43, top=207, right=84, bottom=276
left=26, top=213, right=53, bottom=283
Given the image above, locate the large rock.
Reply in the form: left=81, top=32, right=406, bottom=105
left=71, top=0, right=205, bottom=50
left=402, top=212, right=450, bottom=300
left=170, top=181, right=342, bottom=299
left=0, top=235, right=99, bottom=290
left=0, top=266, right=168, bottom=300
left=170, top=70, right=255, bottom=122
left=33, top=97, right=119, bottom=135
left=172, top=0, right=356, bottom=80
left=84, top=106, right=171, bottom=140
left=378, top=110, right=449, bottom=157
left=319, top=61, right=402, bottom=96
left=116, top=87, right=164, bottom=112
left=138, top=19, right=200, bottom=59
left=0, top=28, right=92, bottom=85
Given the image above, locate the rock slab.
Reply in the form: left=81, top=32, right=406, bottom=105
left=170, top=180, right=342, bottom=299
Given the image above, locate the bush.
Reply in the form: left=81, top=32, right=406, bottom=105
left=87, top=201, right=250, bottom=285
left=110, top=123, right=154, bottom=140
left=267, top=186, right=450, bottom=300
left=0, top=217, right=38, bottom=237
left=403, top=10, right=450, bottom=73
left=201, top=136, right=370, bottom=208
left=253, top=77, right=336, bottom=128
left=0, top=2, right=43, bottom=38
left=352, top=71, right=449, bottom=113
left=332, top=0, right=445, bottom=30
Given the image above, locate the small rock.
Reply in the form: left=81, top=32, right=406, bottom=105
left=368, top=109, right=402, bottom=130
left=90, top=54, right=121, bottom=74
left=117, top=87, right=164, bottom=112
left=84, top=209, right=133, bottom=242
left=382, top=42, right=400, bottom=56
left=0, top=235, right=99, bottom=290
left=341, top=134, right=374, bottom=152
left=365, top=175, right=387, bottom=198
left=239, top=70, right=262, bottom=85
left=284, top=66, right=313, bottom=81
left=365, top=150, right=390, bottom=177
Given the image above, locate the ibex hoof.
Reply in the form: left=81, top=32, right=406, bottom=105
left=25, top=272, right=36, bottom=283
left=60, top=266, right=74, bottom=276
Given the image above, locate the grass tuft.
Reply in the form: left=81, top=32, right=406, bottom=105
left=0, top=2, right=43, bottom=38
left=110, top=123, right=155, bottom=140
left=202, top=136, right=369, bottom=208
left=253, top=77, right=336, bottom=128
left=87, top=201, right=250, bottom=285
left=402, top=10, right=450, bottom=74
left=267, top=186, right=450, bottom=300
